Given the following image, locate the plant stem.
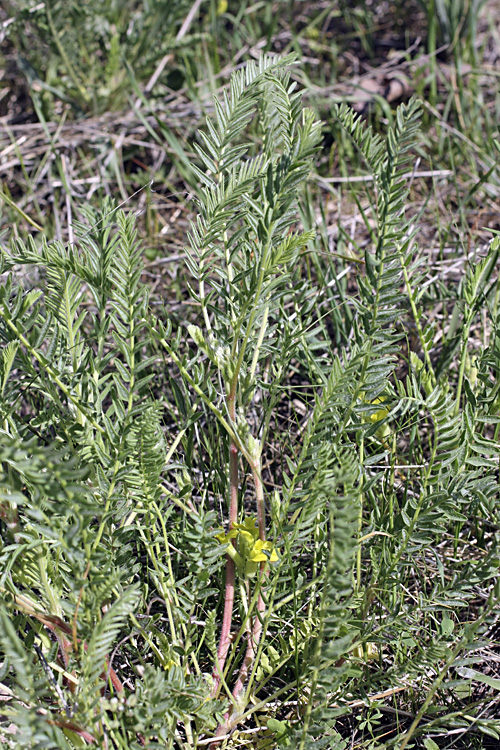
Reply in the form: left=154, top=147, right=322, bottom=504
left=454, top=316, right=473, bottom=417
left=252, top=458, right=266, bottom=543
left=212, top=556, right=235, bottom=696
left=230, top=459, right=266, bottom=705
left=199, top=274, right=212, bottom=334
left=154, top=331, right=251, bottom=460
left=356, top=433, right=364, bottom=592
left=229, top=580, right=255, bottom=707
left=250, top=304, right=269, bottom=380
left=212, top=383, right=239, bottom=696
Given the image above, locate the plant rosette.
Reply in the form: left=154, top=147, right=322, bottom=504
left=216, top=517, right=278, bottom=577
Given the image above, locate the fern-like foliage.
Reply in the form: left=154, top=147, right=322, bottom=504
left=183, top=55, right=322, bottom=399
left=2, top=55, right=500, bottom=750
left=297, top=450, right=360, bottom=742
left=334, top=98, right=422, bottom=407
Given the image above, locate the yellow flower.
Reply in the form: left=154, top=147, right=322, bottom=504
left=217, top=517, right=278, bottom=577
left=367, top=396, right=390, bottom=423
left=360, top=395, right=391, bottom=440
left=352, top=642, right=378, bottom=661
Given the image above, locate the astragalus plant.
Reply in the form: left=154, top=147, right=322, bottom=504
left=1, top=54, right=500, bottom=750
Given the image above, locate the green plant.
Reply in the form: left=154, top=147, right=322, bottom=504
left=3, top=0, right=205, bottom=116
left=420, top=0, right=487, bottom=61
left=1, top=54, right=500, bottom=750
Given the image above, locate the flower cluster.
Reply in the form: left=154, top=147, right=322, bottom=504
left=216, top=517, right=278, bottom=577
